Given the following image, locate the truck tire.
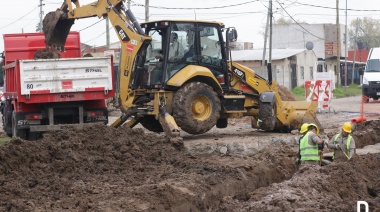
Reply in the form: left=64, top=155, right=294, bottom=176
left=139, top=116, right=163, bottom=133
left=173, top=82, right=221, bottom=134
left=258, top=100, right=276, bottom=131
left=12, top=111, right=27, bottom=140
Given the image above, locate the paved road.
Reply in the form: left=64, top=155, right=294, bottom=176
left=329, top=95, right=380, bottom=114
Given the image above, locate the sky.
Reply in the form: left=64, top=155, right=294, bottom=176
left=0, top=0, right=379, bottom=52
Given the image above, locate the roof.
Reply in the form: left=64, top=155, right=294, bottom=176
left=141, top=20, right=225, bottom=27
left=231, top=49, right=307, bottom=61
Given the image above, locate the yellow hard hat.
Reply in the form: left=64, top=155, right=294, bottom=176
left=308, top=123, right=319, bottom=135
left=300, top=123, right=310, bottom=133
left=342, top=122, right=352, bottom=133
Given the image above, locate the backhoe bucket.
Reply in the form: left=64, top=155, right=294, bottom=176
left=281, top=101, right=322, bottom=132
left=43, top=9, right=74, bottom=50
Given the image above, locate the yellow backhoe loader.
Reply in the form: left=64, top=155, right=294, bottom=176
left=43, top=0, right=321, bottom=137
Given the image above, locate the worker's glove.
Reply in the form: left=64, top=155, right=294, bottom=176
left=318, top=142, right=325, bottom=150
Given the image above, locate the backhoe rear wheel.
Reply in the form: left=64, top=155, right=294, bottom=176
left=173, top=82, right=221, bottom=134
left=258, top=99, right=276, bottom=131
left=139, top=115, right=164, bottom=133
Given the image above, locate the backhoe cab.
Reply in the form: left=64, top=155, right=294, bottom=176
left=43, top=0, right=321, bottom=138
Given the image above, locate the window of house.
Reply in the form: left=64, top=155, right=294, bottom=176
left=300, top=66, right=304, bottom=79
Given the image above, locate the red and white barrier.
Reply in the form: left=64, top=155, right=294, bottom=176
left=305, top=80, right=332, bottom=111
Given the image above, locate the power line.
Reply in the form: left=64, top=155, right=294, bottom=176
left=79, top=19, right=104, bottom=32
left=0, top=6, right=38, bottom=30
left=84, top=27, right=114, bottom=44
left=131, top=0, right=260, bottom=10
left=277, top=2, right=324, bottom=40
left=295, top=2, right=380, bottom=12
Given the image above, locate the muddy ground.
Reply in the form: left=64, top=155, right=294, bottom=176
left=0, top=95, right=380, bottom=211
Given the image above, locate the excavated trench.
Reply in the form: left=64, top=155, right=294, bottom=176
left=0, top=119, right=379, bottom=211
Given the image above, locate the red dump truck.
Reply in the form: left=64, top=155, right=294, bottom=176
left=1, top=32, right=115, bottom=140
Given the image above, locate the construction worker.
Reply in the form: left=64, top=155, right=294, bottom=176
left=299, top=123, right=324, bottom=166
left=325, top=122, right=356, bottom=162
left=296, top=123, right=310, bottom=163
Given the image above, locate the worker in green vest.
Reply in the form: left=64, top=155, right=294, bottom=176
left=295, top=123, right=310, bottom=164
left=299, top=123, right=324, bottom=166
left=325, top=122, right=356, bottom=162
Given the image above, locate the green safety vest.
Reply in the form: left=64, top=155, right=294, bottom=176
left=300, top=132, right=319, bottom=161
left=333, top=134, right=352, bottom=159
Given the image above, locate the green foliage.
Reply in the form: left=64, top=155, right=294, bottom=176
left=348, top=17, right=380, bottom=49
left=291, top=85, right=306, bottom=100
left=332, top=84, right=362, bottom=98
left=291, top=84, right=362, bottom=100
left=0, top=134, right=11, bottom=146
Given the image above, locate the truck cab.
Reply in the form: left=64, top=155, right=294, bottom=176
left=363, top=47, right=380, bottom=101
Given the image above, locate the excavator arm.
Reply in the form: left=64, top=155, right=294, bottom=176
left=43, top=0, right=151, bottom=114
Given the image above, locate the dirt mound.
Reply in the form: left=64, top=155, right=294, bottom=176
left=220, top=154, right=380, bottom=211
left=0, top=125, right=296, bottom=211
left=0, top=120, right=379, bottom=211
left=34, top=48, right=62, bottom=59
left=352, top=119, right=380, bottom=148
left=276, top=84, right=297, bottom=101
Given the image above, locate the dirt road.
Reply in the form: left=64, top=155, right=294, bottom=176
left=0, top=95, right=379, bottom=211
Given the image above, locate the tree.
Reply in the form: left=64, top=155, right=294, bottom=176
left=348, top=17, right=380, bottom=50
left=274, top=17, right=294, bottom=24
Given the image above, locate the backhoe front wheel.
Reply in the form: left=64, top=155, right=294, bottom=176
left=173, top=82, right=221, bottom=134
left=258, top=99, right=277, bottom=131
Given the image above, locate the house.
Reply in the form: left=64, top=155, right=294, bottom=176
left=231, top=48, right=318, bottom=89
left=272, top=23, right=348, bottom=85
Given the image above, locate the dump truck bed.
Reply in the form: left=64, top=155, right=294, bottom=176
left=3, top=57, right=115, bottom=103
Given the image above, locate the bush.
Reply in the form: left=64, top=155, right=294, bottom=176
left=290, top=84, right=362, bottom=100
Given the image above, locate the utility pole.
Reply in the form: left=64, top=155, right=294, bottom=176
left=106, top=17, right=110, bottom=50
left=145, top=0, right=149, bottom=22
left=344, top=0, right=347, bottom=91
left=38, top=0, right=44, bottom=32
left=336, top=0, right=341, bottom=86
left=352, top=18, right=359, bottom=85
left=262, top=1, right=270, bottom=67
left=268, top=0, right=273, bottom=85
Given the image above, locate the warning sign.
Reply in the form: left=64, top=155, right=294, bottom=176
left=126, top=44, right=134, bottom=53
left=305, top=80, right=332, bottom=111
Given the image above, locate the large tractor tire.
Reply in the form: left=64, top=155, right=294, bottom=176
left=173, top=82, right=221, bottom=134
left=258, top=99, right=276, bottom=131
left=139, top=115, right=164, bottom=133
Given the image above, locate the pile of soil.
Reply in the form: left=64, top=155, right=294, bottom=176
left=0, top=125, right=296, bottom=211
left=34, top=48, right=61, bottom=59
left=219, top=154, right=380, bottom=211
left=0, top=120, right=379, bottom=211
left=276, top=84, right=297, bottom=101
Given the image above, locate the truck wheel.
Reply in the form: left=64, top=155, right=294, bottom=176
left=139, top=116, right=163, bottom=133
left=173, top=82, right=221, bottom=134
left=258, top=100, right=276, bottom=131
left=12, top=111, right=27, bottom=139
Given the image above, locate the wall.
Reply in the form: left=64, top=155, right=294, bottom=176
left=234, top=50, right=317, bottom=89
